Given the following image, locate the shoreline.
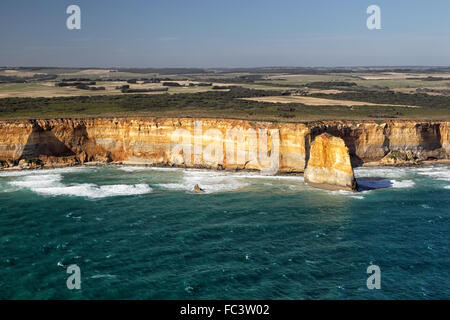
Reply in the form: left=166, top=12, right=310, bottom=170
left=1, top=158, right=449, bottom=174
left=361, top=159, right=450, bottom=167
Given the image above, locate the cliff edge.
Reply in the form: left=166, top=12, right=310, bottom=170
left=0, top=118, right=448, bottom=174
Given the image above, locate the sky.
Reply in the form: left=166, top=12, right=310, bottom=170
left=0, top=0, right=449, bottom=68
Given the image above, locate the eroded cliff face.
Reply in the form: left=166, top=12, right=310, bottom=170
left=0, top=118, right=308, bottom=172
left=0, top=118, right=449, bottom=172
left=306, top=120, right=450, bottom=165
left=304, top=133, right=357, bottom=191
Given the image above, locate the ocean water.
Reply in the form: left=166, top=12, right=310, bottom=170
left=0, top=164, right=449, bottom=299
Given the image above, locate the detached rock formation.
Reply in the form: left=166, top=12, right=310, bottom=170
left=304, top=133, right=358, bottom=191
left=194, top=184, right=205, bottom=194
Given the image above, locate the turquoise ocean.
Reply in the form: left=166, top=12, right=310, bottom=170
left=0, top=164, right=449, bottom=299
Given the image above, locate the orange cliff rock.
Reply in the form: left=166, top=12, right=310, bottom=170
left=304, top=133, right=358, bottom=191
left=0, top=118, right=308, bottom=172
left=0, top=118, right=449, bottom=172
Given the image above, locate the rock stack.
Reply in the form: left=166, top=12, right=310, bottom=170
left=304, top=133, right=358, bottom=191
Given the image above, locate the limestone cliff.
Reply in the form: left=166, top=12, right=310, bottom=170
left=0, top=118, right=449, bottom=172
left=0, top=118, right=308, bottom=172
left=304, top=133, right=357, bottom=191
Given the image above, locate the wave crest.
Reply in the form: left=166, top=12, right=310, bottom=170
left=9, top=173, right=152, bottom=198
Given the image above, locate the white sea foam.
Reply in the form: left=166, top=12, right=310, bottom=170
left=330, top=190, right=366, bottom=199
left=0, top=187, right=19, bottom=193
left=118, top=166, right=182, bottom=172
left=157, top=180, right=248, bottom=194
left=390, top=180, right=416, bottom=188
left=230, top=173, right=304, bottom=182
left=35, top=183, right=152, bottom=198
left=155, top=168, right=310, bottom=193
left=148, top=167, right=183, bottom=172
left=350, top=195, right=365, bottom=199
left=444, top=185, right=450, bottom=190
left=9, top=173, right=152, bottom=198
left=416, top=167, right=450, bottom=182
left=354, top=167, right=409, bottom=179
left=0, top=166, right=89, bottom=177
left=156, top=169, right=250, bottom=193
left=0, top=171, right=33, bottom=177
left=10, top=174, right=62, bottom=188
left=117, top=166, right=148, bottom=172
left=331, top=190, right=353, bottom=196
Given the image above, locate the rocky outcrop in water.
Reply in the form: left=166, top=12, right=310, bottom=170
left=304, top=133, right=357, bottom=191
left=194, top=184, right=205, bottom=194
left=380, top=150, right=422, bottom=166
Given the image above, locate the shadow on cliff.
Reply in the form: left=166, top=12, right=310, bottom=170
left=305, top=126, right=364, bottom=168
left=325, top=127, right=365, bottom=167
left=419, top=124, right=442, bottom=159
left=19, top=123, right=87, bottom=159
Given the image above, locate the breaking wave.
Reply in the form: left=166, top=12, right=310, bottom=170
left=8, top=172, right=152, bottom=198
left=0, top=166, right=89, bottom=177
left=157, top=170, right=249, bottom=193
left=391, top=180, right=416, bottom=188
left=117, top=166, right=182, bottom=172
left=354, top=166, right=410, bottom=179
left=155, top=169, right=305, bottom=194
left=416, top=167, right=450, bottom=182
left=330, top=190, right=367, bottom=200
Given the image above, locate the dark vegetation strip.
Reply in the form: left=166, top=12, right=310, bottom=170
left=0, top=89, right=281, bottom=117
left=310, top=91, right=450, bottom=108
left=0, top=88, right=449, bottom=121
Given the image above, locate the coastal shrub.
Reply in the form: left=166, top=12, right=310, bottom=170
left=311, top=90, right=450, bottom=109
left=437, top=148, right=448, bottom=158
left=162, top=82, right=181, bottom=87
left=56, top=81, right=96, bottom=87
left=388, top=150, right=410, bottom=161
left=305, top=81, right=358, bottom=88
left=1, top=87, right=449, bottom=120
left=26, top=158, right=43, bottom=165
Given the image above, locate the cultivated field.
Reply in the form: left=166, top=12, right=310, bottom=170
left=243, top=96, right=418, bottom=108
left=0, top=80, right=220, bottom=98
left=0, top=67, right=449, bottom=121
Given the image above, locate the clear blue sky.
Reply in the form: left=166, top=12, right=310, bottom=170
left=0, top=0, right=449, bottom=68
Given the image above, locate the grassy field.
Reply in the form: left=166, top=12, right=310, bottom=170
left=0, top=81, right=221, bottom=98
left=242, top=95, right=419, bottom=107
left=261, top=73, right=450, bottom=90
left=1, top=67, right=449, bottom=122
left=0, top=88, right=449, bottom=122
